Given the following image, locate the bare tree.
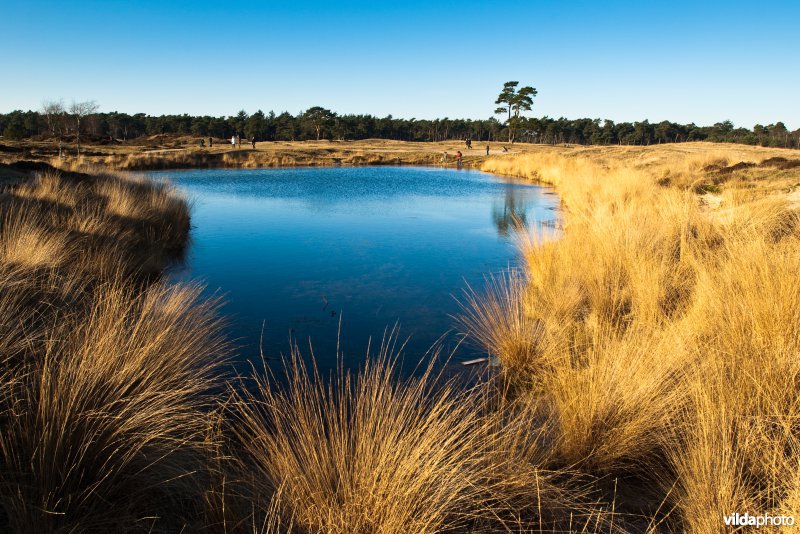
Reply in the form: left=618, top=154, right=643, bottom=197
left=69, top=100, right=99, bottom=156
left=41, top=99, right=65, bottom=137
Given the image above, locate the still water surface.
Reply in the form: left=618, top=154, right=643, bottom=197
left=160, top=166, right=558, bottom=374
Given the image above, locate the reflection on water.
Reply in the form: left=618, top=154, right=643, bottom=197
left=158, top=166, right=558, bottom=375
left=493, top=182, right=531, bottom=237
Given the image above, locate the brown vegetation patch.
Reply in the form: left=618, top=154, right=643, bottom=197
left=478, top=150, right=800, bottom=529
left=0, top=167, right=233, bottom=531
left=715, top=161, right=757, bottom=174
left=761, top=156, right=800, bottom=169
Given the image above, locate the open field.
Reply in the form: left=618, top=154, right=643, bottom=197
left=1, top=137, right=507, bottom=170
left=3, top=136, right=798, bottom=175
left=1, top=141, right=800, bottom=531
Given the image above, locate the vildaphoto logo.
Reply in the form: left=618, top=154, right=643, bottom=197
left=723, top=512, right=795, bottom=528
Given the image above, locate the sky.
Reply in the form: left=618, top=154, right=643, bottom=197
left=1, top=0, right=798, bottom=129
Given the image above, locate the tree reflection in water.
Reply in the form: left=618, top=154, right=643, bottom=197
left=492, top=182, right=530, bottom=237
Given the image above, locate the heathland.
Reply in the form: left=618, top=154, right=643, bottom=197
left=1, top=138, right=800, bottom=531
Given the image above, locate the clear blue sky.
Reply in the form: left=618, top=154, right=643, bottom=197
left=1, top=0, right=797, bottom=128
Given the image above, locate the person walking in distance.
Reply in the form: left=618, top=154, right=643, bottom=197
left=486, top=145, right=490, bottom=156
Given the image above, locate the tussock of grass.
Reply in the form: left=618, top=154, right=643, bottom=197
left=457, top=271, right=552, bottom=379
left=0, top=168, right=229, bottom=531
left=215, top=336, right=610, bottom=533
left=468, top=149, right=800, bottom=529
left=0, top=212, right=70, bottom=268
left=0, top=281, right=229, bottom=531
left=229, top=340, right=491, bottom=533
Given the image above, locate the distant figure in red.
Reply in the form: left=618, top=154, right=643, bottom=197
left=456, top=150, right=463, bottom=168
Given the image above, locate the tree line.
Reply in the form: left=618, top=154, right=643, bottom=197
left=1, top=100, right=798, bottom=149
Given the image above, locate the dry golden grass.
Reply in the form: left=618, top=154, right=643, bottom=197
left=461, top=145, right=800, bottom=530
left=215, top=336, right=612, bottom=533
left=24, top=138, right=495, bottom=171
left=1, top=170, right=191, bottom=278
left=5, top=136, right=799, bottom=175
left=0, top=212, right=70, bottom=268
left=0, top=167, right=230, bottom=531
left=0, top=281, right=229, bottom=531
left=2, top=141, right=800, bottom=531
left=229, top=341, right=492, bottom=533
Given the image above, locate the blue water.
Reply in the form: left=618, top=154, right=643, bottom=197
left=159, top=166, right=559, bottom=375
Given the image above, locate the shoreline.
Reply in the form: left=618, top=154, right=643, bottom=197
left=3, top=139, right=798, bottom=178
left=1, top=138, right=501, bottom=172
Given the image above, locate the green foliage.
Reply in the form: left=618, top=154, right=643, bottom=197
left=300, top=106, right=335, bottom=140
left=494, top=81, right=538, bottom=142
left=2, top=116, right=26, bottom=140
left=0, top=102, right=796, bottom=147
left=244, top=110, right=267, bottom=140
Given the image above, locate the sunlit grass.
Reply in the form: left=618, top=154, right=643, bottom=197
left=469, top=147, right=800, bottom=529
left=1, top=141, right=800, bottom=531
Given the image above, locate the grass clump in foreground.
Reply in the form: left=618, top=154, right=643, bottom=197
left=2, top=143, right=800, bottom=532
left=218, top=337, right=607, bottom=532
left=0, top=169, right=230, bottom=531
left=475, top=146, right=800, bottom=530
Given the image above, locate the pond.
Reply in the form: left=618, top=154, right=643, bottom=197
left=160, top=166, right=559, bottom=375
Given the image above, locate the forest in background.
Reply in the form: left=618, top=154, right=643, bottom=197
left=1, top=105, right=798, bottom=148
